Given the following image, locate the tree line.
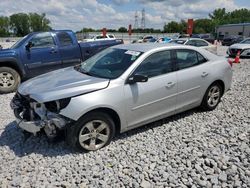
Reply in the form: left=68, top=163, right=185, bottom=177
left=0, top=13, right=51, bottom=37
left=164, top=8, right=250, bottom=34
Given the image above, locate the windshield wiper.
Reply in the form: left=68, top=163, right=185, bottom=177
left=74, top=65, right=92, bottom=76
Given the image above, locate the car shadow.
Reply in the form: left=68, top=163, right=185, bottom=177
left=0, top=108, right=202, bottom=157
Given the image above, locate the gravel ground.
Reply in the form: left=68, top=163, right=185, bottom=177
left=0, top=54, right=250, bottom=187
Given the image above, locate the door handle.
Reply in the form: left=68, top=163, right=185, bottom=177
left=165, top=82, right=175, bottom=88
left=201, top=72, right=209, bottom=77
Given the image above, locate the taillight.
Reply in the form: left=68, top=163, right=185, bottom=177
left=227, top=59, right=233, bottom=67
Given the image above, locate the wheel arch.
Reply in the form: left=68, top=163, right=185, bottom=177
left=0, top=61, right=24, bottom=79
left=81, top=107, right=121, bottom=135
left=210, top=79, right=225, bottom=95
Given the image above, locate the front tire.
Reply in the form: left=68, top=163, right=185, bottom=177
left=201, top=83, right=222, bottom=111
left=66, top=112, right=115, bottom=152
left=0, top=67, right=20, bottom=94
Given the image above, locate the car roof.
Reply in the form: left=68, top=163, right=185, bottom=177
left=112, top=43, right=187, bottom=52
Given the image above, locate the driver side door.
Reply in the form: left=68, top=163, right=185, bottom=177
left=124, top=50, right=177, bottom=129
left=21, top=32, right=62, bottom=78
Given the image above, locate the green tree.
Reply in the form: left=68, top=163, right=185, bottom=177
left=10, top=13, right=30, bottom=36
left=0, top=16, right=10, bottom=37
left=228, top=8, right=250, bottom=24
left=193, top=19, right=214, bottom=34
left=164, top=20, right=186, bottom=33
left=29, top=13, right=51, bottom=32
left=118, top=27, right=127, bottom=32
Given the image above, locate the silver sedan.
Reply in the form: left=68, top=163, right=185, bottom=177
left=11, top=43, right=232, bottom=151
left=227, top=38, right=250, bottom=57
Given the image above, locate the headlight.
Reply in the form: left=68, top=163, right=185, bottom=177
left=240, top=49, right=250, bottom=56
left=45, top=98, right=71, bottom=113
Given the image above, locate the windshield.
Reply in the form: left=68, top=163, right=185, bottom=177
left=78, top=48, right=143, bottom=79
left=240, top=39, right=250, bottom=44
left=10, top=35, right=28, bottom=49
left=169, top=39, right=186, bottom=44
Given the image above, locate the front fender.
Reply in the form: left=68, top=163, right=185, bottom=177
left=0, top=56, right=27, bottom=78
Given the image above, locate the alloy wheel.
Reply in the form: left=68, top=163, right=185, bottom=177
left=207, top=85, right=220, bottom=107
left=78, top=120, right=110, bottom=151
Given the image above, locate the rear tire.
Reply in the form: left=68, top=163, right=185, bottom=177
left=0, top=67, right=20, bottom=94
left=200, top=83, right=222, bottom=111
left=66, top=111, right=115, bottom=152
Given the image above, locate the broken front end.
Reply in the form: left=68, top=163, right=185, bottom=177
left=11, top=93, right=72, bottom=138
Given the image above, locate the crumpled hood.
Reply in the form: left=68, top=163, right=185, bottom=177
left=18, top=67, right=110, bottom=103
left=230, top=43, right=250, bottom=50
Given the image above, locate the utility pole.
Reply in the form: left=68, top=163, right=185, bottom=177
left=141, top=8, right=145, bottom=30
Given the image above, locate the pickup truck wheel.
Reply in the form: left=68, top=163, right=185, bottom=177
left=200, top=83, right=222, bottom=111
left=0, top=67, right=20, bottom=94
left=66, top=112, right=115, bottom=152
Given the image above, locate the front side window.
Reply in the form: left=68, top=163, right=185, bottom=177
left=134, top=50, right=173, bottom=78
left=57, top=32, right=73, bottom=46
left=78, top=48, right=143, bottom=79
left=29, top=32, right=55, bottom=48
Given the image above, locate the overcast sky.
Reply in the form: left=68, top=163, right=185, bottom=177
left=1, top=0, right=250, bottom=31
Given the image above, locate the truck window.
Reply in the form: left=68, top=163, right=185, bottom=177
left=58, top=32, right=73, bottom=46
left=29, top=32, right=55, bottom=48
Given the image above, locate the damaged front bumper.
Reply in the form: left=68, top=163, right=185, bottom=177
left=16, top=117, right=44, bottom=134
left=11, top=93, right=72, bottom=137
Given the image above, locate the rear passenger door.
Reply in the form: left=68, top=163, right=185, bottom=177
left=124, top=50, right=177, bottom=128
left=57, top=32, right=82, bottom=68
left=175, top=49, right=210, bottom=112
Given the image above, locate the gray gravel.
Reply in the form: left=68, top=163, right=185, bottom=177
left=0, top=54, right=250, bottom=187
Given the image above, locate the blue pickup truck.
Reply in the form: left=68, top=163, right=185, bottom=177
left=0, top=30, right=123, bottom=93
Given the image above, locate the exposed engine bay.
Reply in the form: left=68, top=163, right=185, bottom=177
left=11, top=93, right=72, bottom=138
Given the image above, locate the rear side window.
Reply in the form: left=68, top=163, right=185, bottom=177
left=176, top=49, right=206, bottom=70
left=134, top=50, right=173, bottom=78
left=29, top=32, right=55, bottom=48
left=57, top=32, right=73, bottom=46
left=197, top=52, right=207, bottom=63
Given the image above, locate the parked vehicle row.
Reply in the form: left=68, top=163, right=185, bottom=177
left=11, top=43, right=232, bottom=151
left=0, top=30, right=123, bottom=93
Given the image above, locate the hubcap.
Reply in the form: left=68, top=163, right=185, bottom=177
left=207, top=86, right=220, bottom=107
left=78, top=120, right=110, bottom=151
left=0, top=72, right=15, bottom=88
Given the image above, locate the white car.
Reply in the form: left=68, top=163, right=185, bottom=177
left=170, top=38, right=217, bottom=54
left=85, top=34, right=116, bottom=42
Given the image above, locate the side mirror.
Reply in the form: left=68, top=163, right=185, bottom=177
left=127, top=74, right=148, bottom=84
left=25, top=41, right=33, bottom=51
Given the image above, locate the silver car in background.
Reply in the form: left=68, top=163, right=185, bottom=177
left=227, top=38, right=250, bottom=57
left=11, top=43, right=232, bottom=151
left=169, top=38, right=217, bottom=54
